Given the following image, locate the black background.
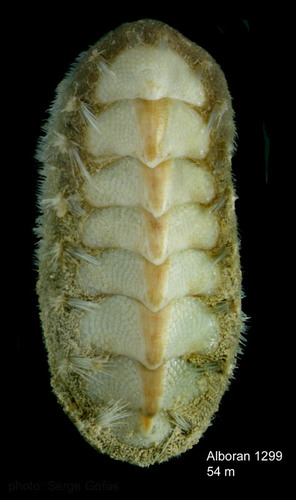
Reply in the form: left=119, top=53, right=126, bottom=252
left=7, top=3, right=290, bottom=497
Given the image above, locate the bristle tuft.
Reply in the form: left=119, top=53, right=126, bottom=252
left=66, top=244, right=100, bottom=266
left=169, top=411, right=192, bottom=432
left=81, top=103, right=102, bottom=136
left=68, top=298, right=98, bottom=312
left=69, top=355, right=115, bottom=385
left=96, top=400, right=131, bottom=429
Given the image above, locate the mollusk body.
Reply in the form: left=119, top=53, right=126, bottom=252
left=36, top=19, right=242, bottom=466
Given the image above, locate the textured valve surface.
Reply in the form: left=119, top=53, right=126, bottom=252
left=36, top=19, right=243, bottom=466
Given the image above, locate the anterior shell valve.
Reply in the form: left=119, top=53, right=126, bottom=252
left=36, top=19, right=243, bottom=467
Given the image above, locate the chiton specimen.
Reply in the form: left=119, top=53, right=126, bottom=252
left=36, top=19, right=243, bottom=466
